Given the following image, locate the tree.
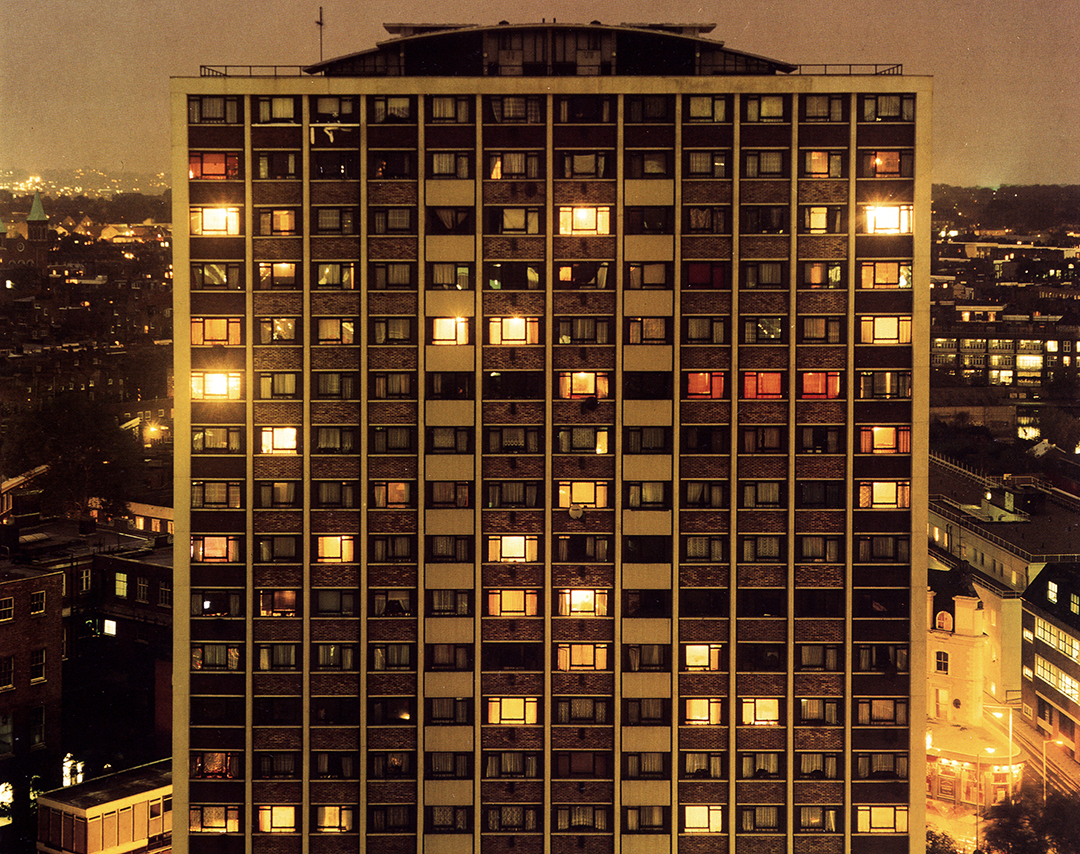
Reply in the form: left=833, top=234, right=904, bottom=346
left=0, top=394, right=141, bottom=519
left=982, top=796, right=1046, bottom=854
left=1038, top=792, right=1080, bottom=854
left=927, top=829, right=961, bottom=854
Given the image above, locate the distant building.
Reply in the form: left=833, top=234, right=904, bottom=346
left=0, top=192, right=50, bottom=270
left=35, top=758, right=172, bottom=854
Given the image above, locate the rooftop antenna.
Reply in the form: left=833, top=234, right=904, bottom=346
left=316, top=6, right=325, bottom=61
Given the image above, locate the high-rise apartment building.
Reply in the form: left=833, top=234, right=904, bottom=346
left=173, top=21, right=929, bottom=854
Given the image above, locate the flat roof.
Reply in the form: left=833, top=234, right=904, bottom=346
left=39, top=759, right=170, bottom=811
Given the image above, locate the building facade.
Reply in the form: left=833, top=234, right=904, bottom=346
left=173, top=21, right=930, bottom=854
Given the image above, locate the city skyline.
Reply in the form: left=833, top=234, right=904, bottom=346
left=1, top=0, right=1077, bottom=187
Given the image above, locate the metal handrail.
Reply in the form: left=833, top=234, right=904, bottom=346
left=200, top=66, right=309, bottom=77
left=793, top=63, right=903, bottom=75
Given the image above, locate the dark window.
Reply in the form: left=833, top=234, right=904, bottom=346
left=623, top=589, right=671, bottom=618
left=625, top=371, right=673, bottom=399
left=737, top=590, right=787, bottom=617
left=624, top=206, right=673, bottom=234
left=681, top=589, right=728, bottom=618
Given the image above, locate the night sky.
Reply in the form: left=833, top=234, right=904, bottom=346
left=1, top=0, right=1077, bottom=186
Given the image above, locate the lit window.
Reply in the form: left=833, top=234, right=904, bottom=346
left=687, top=95, right=727, bottom=122
left=191, top=371, right=242, bottom=401
left=557, top=371, right=610, bottom=400
left=800, top=371, right=842, bottom=399
left=860, top=316, right=912, bottom=345
left=856, top=805, right=908, bottom=834
left=742, top=371, right=783, bottom=400
left=316, top=536, right=355, bottom=563
left=858, top=481, right=911, bottom=509
left=802, top=261, right=844, bottom=289
left=256, top=805, right=296, bottom=833
left=803, top=150, right=843, bottom=178
left=557, top=589, right=608, bottom=616
left=1048, top=581, right=1058, bottom=603
left=258, top=209, right=298, bottom=236
left=487, top=589, right=539, bottom=616
left=487, top=697, right=539, bottom=725
left=489, top=316, right=540, bottom=345
left=115, top=573, right=128, bottom=598
left=741, top=698, right=780, bottom=726
left=257, top=317, right=297, bottom=343
left=684, top=644, right=724, bottom=671
left=684, top=805, right=723, bottom=833
left=316, top=318, right=355, bottom=345
left=30, top=591, right=45, bottom=614
left=685, top=371, right=726, bottom=399
left=190, top=536, right=241, bottom=563
left=558, top=206, right=610, bottom=235
left=257, top=263, right=297, bottom=290
left=431, top=317, right=470, bottom=345
left=745, top=95, right=784, bottom=122
left=487, top=535, right=539, bottom=563
left=860, top=261, right=912, bottom=289
left=191, top=317, right=242, bottom=346
left=555, top=643, right=610, bottom=671
left=372, top=481, right=412, bottom=508
left=863, top=205, right=913, bottom=234
left=189, top=805, right=241, bottom=833
left=189, top=152, right=240, bottom=180
left=259, top=427, right=298, bottom=455
left=189, top=207, right=241, bottom=236
left=557, top=481, right=610, bottom=509
left=859, top=426, right=911, bottom=454
left=861, top=150, right=913, bottom=177
left=315, top=806, right=356, bottom=833
left=685, top=698, right=724, bottom=725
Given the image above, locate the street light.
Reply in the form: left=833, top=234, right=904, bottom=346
left=976, top=747, right=995, bottom=852
left=986, top=704, right=1016, bottom=800
left=1042, top=738, right=1064, bottom=802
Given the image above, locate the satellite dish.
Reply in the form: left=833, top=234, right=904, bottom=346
left=568, top=505, right=584, bottom=520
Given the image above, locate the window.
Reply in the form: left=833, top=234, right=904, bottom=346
left=625, top=806, right=667, bottom=833
left=29, top=649, right=45, bottom=681
left=190, top=317, right=241, bottom=346
left=859, top=425, right=911, bottom=454
left=802, top=261, right=844, bottom=289
left=744, top=150, right=786, bottom=178
left=685, top=371, right=726, bottom=399
left=255, top=95, right=297, bottom=123
left=429, top=481, right=472, bottom=508
left=257, top=317, right=298, bottom=344
left=430, top=95, right=470, bottom=122
left=801, top=316, right=844, bottom=344
left=800, top=371, right=843, bottom=399
left=313, top=207, right=357, bottom=235
left=557, top=480, right=610, bottom=509
left=797, top=752, right=841, bottom=779
left=741, top=481, right=783, bottom=509
left=625, top=426, right=670, bottom=454
left=371, top=207, right=413, bottom=234
left=857, top=370, right=912, bottom=399
left=558, top=206, right=610, bottom=235
left=257, top=209, right=298, bottom=236
left=685, top=261, right=728, bottom=289
left=486, top=95, right=544, bottom=123
left=858, top=481, right=911, bottom=509
left=488, top=316, right=540, bottom=345
left=684, top=698, right=725, bottom=725
left=191, top=481, right=242, bottom=509
left=428, top=262, right=471, bottom=290
left=683, top=481, right=728, bottom=509
left=856, top=536, right=910, bottom=562
left=257, top=262, right=297, bottom=290
left=856, top=644, right=909, bottom=673
left=626, top=150, right=670, bottom=178
left=311, top=95, right=356, bottom=122
left=427, top=590, right=472, bottom=617
left=426, top=644, right=472, bottom=672
left=191, top=643, right=241, bottom=671
left=683, top=535, right=727, bottom=562
left=741, top=752, right=782, bottom=778
left=371, top=481, right=412, bottom=508
left=489, top=207, right=541, bottom=234
left=856, top=806, right=909, bottom=834
left=555, top=644, right=610, bottom=671
left=555, top=589, right=608, bottom=617
left=798, top=698, right=841, bottom=725
left=624, top=206, right=672, bottom=234
left=256, top=151, right=298, bottom=179
left=860, top=261, right=912, bottom=289
left=626, top=481, right=669, bottom=509
left=254, top=644, right=297, bottom=671
left=189, top=207, right=241, bottom=236
left=683, top=805, right=723, bottom=834
left=191, top=590, right=242, bottom=617
left=860, top=316, right=912, bottom=344
left=856, top=753, right=908, bottom=780
left=189, top=805, right=241, bottom=833
left=190, top=535, right=242, bottom=562
left=626, top=95, right=672, bottom=122
left=484, top=805, right=540, bottom=832
left=257, top=589, right=298, bottom=617
left=371, top=95, right=412, bottom=122
left=191, top=262, right=242, bottom=290
left=741, top=536, right=784, bottom=562
left=430, top=317, right=470, bottom=346
left=316, top=536, right=355, bottom=563
left=556, top=95, right=613, bottom=123
left=556, top=535, right=612, bottom=562
left=428, top=207, right=474, bottom=234
left=936, top=651, right=950, bottom=674
left=188, top=95, right=239, bottom=124
left=683, top=644, right=725, bottom=671
left=686, top=150, right=728, bottom=177
left=687, top=95, right=728, bottom=122
left=557, top=316, right=611, bottom=344
left=191, top=751, right=242, bottom=779
left=189, top=152, right=240, bottom=180
left=486, top=589, right=540, bottom=620
left=799, top=537, right=842, bottom=563
left=741, top=697, right=780, bottom=726
left=802, top=150, right=844, bottom=178
left=316, top=318, right=355, bottom=345
left=427, top=752, right=472, bottom=781
left=624, top=698, right=669, bottom=726
left=555, top=261, right=610, bottom=289
left=369, top=805, right=415, bottom=833
left=741, top=205, right=788, bottom=234
left=370, top=643, right=414, bottom=672
left=370, top=151, right=413, bottom=179
left=802, top=205, right=846, bottom=233
left=556, top=150, right=611, bottom=178
left=369, top=372, right=414, bottom=400
left=557, top=371, right=610, bottom=399
left=860, top=149, right=914, bottom=177
left=680, top=751, right=724, bottom=780
left=314, top=806, right=356, bottom=834
left=862, top=205, right=914, bottom=234
left=743, top=371, right=784, bottom=400
left=684, top=206, right=729, bottom=233
left=258, top=426, right=298, bottom=455
left=861, top=94, right=915, bottom=122
left=254, top=481, right=299, bottom=508
left=487, top=697, right=539, bottom=725
left=744, top=94, right=785, bottom=122
left=257, top=372, right=300, bottom=400
left=803, top=93, right=844, bottom=121
left=743, top=261, right=785, bottom=288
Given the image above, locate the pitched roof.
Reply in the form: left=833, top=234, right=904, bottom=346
left=27, top=192, right=48, bottom=223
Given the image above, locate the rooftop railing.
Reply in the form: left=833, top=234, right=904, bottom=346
left=793, top=63, right=904, bottom=75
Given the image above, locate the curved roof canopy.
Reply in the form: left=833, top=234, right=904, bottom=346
left=304, top=22, right=796, bottom=77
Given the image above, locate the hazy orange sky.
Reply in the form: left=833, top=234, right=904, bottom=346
left=2, top=0, right=1077, bottom=186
